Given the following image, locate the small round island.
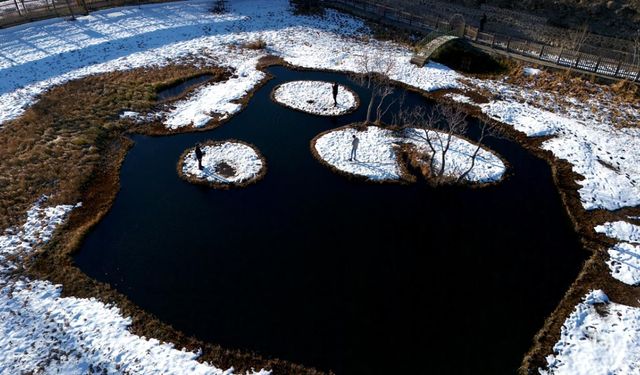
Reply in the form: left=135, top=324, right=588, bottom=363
left=271, top=80, right=359, bottom=116
left=177, top=140, right=266, bottom=189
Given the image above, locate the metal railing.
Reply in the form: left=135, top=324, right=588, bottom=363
left=322, top=0, right=640, bottom=82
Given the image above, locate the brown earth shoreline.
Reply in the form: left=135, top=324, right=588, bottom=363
left=8, top=54, right=639, bottom=375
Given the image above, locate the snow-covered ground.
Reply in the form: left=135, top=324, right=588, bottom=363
left=313, top=125, right=505, bottom=183
left=0, top=199, right=267, bottom=374
left=480, top=100, right=640, bottom=211
left=181, top=141, right=265, bottom=187
left=595, top=221, right=640, bottom=286
left=541, top=290, right=640, bottom=375
left=272, top=81, right=358, bottom=116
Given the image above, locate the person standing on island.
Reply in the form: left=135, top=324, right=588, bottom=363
left=349, top=135, right=359, bottom=162
left=332, top=82, right=339, bottom=107
left=195, top=143, right=204, bottom=170
left=479, top=13, right=487, bottom=32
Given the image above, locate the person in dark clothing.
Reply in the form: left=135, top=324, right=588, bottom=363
left=332, top=82, right=339, bottom=107
left=479, top=14, right=487, bottom=32
left=195, top=144, right=204, bottom=170
left=349, top=135, right=359, bottom=162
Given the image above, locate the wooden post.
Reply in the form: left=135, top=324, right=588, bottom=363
left=78, top=0, right=88, bottom=15
left=13, top=0, right=22, bottom=16
left=539, top=44, right=545, bottom=58
left=64, top=0, right=75, bottom=19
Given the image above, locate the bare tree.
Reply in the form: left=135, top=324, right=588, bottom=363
left=565, top=23, right=590, bottom=75
left=456, top=120, right=493, bottom=183
left=568, top=23, right=590, bottom=52
left=351, top=52, right=397, bottom=125
left=212, top=0, right=228, bottom=14
left=395, top=103, right=496, bottom=185
left=632, top=30, right=640, bottom=80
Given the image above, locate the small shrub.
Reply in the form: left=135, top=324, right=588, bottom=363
left=243, top=38, right=267, bottom=50
left=211, top=0, right=228, bottom=14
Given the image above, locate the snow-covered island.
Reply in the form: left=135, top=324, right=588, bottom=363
left=312, top=125, right=505, bottom=184
left=272, top=81, right=359, bottom=116
left=178, top=140, right=266, bottom=188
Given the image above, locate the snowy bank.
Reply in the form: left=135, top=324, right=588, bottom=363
left=0, top=199, right=267, bottom=374
left=595, top=221, right=640, bottom=285
left=541, top=290, right=640, bottom=375
left=312, top=125, right=505, bottom=183
left=272, top=81, right=358, bottom=116
left=179, top=140, right=266, bottom=188
left=480, top=100, right=640, bottom=211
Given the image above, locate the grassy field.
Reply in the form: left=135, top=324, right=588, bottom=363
left=0, top=61, right=229, bottom=229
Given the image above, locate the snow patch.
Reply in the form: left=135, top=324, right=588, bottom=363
left=272, top=81, right=358, bottom=116
left=164, top=53, right=265, bottom=129
left=595, top=221, right=640, bottom=285
left=523, top=67, right=542, bottom=76
left=444, top=93, right=475, bottom=105
left=541, top=290, right=640, bottom=375
left=313, top=126, right=505, bottom=183
left=596, top=221, right=640, bottom=244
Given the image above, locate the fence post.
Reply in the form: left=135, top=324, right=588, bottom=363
left=574, top=53, right=582, bottom=69
left=13, top=0, right=22, bottom=16
left=614, top=59, right=623, bottom=77
left=538, top=45, right=545, bottom=58
left=556, top=47, right=564, bottom=65
left=593, top=56, right=601, bottom=74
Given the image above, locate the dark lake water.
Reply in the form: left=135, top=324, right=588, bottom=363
left=156, top=73, right=214, bottom=101
left=74, top=66, right=586, bottom=375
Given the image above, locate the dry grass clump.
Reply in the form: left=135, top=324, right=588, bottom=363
left=0, top=63, right=229, bottom=229
left=500, top=64, right=640, bottom=129
left=242, top=38, right=267, bottom=50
